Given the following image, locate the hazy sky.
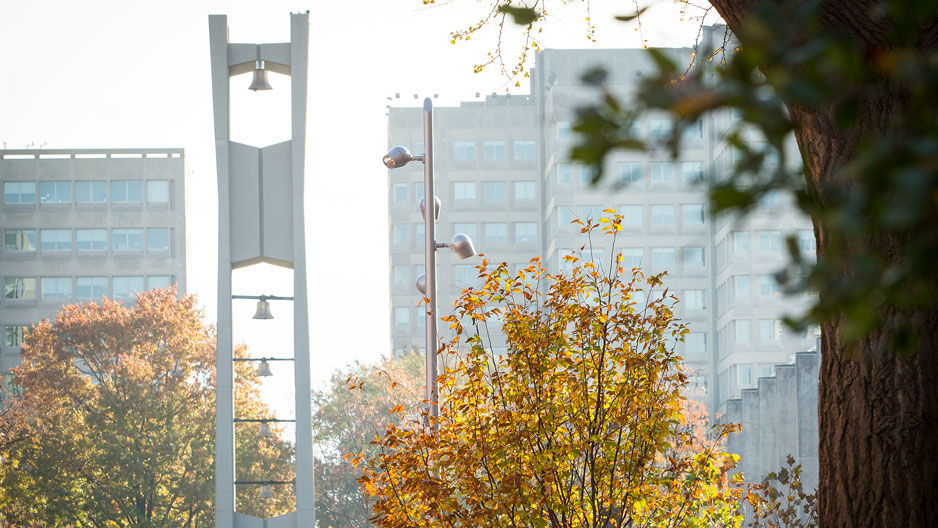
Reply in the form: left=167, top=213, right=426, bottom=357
left=0, top=0, right=717, bottom=410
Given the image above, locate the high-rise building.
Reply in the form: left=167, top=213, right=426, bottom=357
left=0, top=148, right=187, bottom=372
left=386, top=43, right=816, bottom=411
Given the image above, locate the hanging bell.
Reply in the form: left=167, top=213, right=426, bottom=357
left=258, top=421, right=273, bottom=438
left=257, top=359, right=273, bottom=377
left=253, top=299, right=273, bottom=320
left=249, top=60, right=272, bottom=91
left=259, top=483, right=273, bottom=498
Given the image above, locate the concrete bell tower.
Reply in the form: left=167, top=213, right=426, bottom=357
left=209, top=13, right=314, bottom=528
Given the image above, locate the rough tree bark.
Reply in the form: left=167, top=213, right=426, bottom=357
left=705, top=1, right=938, bottom=527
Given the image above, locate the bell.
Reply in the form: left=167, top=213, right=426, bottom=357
left=249, top=60, right=272, bottom=91
left=259, top=483, right=272, bottom=498
left=253, top=299, right=273, bottom=320
left=258, top=421, right=273, bottom=438
left=257, top=359, right=273, bottom=377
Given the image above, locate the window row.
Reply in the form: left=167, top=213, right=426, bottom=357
left=728, top=319, right=785, bottom=344
left=723, top=274, right=783, bottom=298
left=558, top=246, right=707, bottom=271
left=557, top=119, right=703, bottom=142
left=392, top=222, right=538, bottom=245
left=729, top=230, right=815, bottom=254
left=3, top=180, right=171, bottom=205
left=555, top=204, right=706, bottom=228
left=555, top=161, right=705, bottom=186
left=3, top=276, right=173, bottom=302
left=393, top=181, right=538, bottom=203
left=454, top=140, right=536, bottom=161
left=3, top=228, right=172, bottom=253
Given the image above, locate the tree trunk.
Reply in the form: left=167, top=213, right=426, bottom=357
left=705, top=1, right=938, bottom=526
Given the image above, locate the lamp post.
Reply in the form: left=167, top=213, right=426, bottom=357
left=384, top=98, right=476, bottom=428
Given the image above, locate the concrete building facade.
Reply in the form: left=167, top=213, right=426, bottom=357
left=386, top=43, right=818, bottom=413
left=0, top=148, right=187, bottom=372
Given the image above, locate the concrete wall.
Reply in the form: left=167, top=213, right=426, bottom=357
left=722, top=348, right=819, bottom=490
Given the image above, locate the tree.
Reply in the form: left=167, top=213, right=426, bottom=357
left=0, top=288, right=294, bottom=527
left=358, top=216, right=743, bottom=528
left=312, top=352, right=424, bottom=527
left=444, top=1, right=938, bottom=525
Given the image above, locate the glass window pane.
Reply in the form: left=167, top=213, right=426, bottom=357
left=148, top=228, right=170, bottom=251
left=148, top=276, right=171, bottom=290
left=147, top=181, right=170, bottom=203
left=4, top=278, right=37, bottom=299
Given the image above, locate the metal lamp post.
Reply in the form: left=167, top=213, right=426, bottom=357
left=384, top=98, right=476, bottom=428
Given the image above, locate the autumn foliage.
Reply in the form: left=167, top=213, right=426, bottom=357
left=0, top=288, right=294, bottom=527
left=357, top=213, right=743, bottom=528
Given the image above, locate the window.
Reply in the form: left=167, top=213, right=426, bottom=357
left=683, top=120, right=703, bottom=139
left=4, top=325, right=28, bottom=347
left=453, top=141, right=475, bottom=161
left=392, top=183, right=408, bottom=202
left=414, top=182, right=424, bottom=202
left=758, top=190, right=781, bottom=208
left=649, top=119, right=672, bottom=140
left=394, top=307, right=410, bottom=328
left=760, top=364, right=775, bottom=378
left=393, top=266, right=409, bottom=286
left=454, top=264, right=476, bottom=284
left=38, top=181, right=71, bottom=203
left=686, top=333, right=706, bottom=355
left=40, top=229, right=71, bottom=251
left=77, top=277, right=108, bottom=300
left=556, top=164, right=572, bottom=184
left=734, top=275, right=750, bottom=298
left=580, top=206, right=604, bottom=221
left=453, top=181, right=476, bottom=201
left=147, top=228, right=170, bottom=251
left=620, top=205, right=643, bottom=227
left=483, top=181, right=507, bottom=201
left=113, top=229, right=143, bottom=251
left=515, top=222, right=537, bottom=243
left=652, top=248, right=675, bottom=268
left=514, top=181, right=536, bottom=201
left=627, top=120, right=642, bottom=139
left=737, top=365, right=753, bottom=387
left=759, top=275, right=780, bottom=296
left=798, top=230, right=816, bottom=252
left=735, top=320, right=751, bottom=343
left=111, top=180, right=143, bottom=203
left=483, top=141, right=506, bottom=160
left=580, top=165, right=595, bottom=185
left=650, top=162, right=673, bottom=183
left=557, top=206, right=574, bottom=226
left=112, top=276, right=145, bottom=298
left=513, top=140, right=536, bottom=160
left=682, top=162, right=703, bottom=183
left=651, top=205, right=674, bottom=225
left=484, top=223, right=508, bottom=243
left=3, top=278, right=36, bottom=300
left=684, top=289, right=706, bottom=310
left=41, top=277, right=73, bottom=300
left=76, top=181, right=107, bottom=203
left=76, top=229, right=107, bottom=251
left=621, top=248, right=644, bottom=269
left=453, top=223, right=477, bottom=239
left=682, top=247, right=705, bottom=268
left=392, top=224, right=408, bottom=244
left=148, top=276, right=171, bottom=290
left=557, top=121, right=571, bottom=141
left=758, top=230, right=782, bottom=252
left=733, top=231, right=750, bottom=254
left=4, top=229, right=36, bottom=251
left=147, top=180, right=170, bottom=204
left=682, top=204, right=705, bottom=225
left=587, top=248, right=605, bottom=269
left=3, top=182, right=36, bottom=204
left=415, top=223, right=425, bottom=242
left=618, top=162, right=642, bottom=184
left=760, top=319, right=782, bottom=342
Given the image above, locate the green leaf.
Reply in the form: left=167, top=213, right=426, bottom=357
left=497, top=4, right=540, bottom=26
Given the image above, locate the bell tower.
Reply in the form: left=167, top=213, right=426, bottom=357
left=209, top=13, right=314, bottom=528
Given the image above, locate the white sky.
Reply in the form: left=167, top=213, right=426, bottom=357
left=0, top=0, right=717, bottom=412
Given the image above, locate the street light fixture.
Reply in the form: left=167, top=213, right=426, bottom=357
left=383, top=97, right=477, bottom=430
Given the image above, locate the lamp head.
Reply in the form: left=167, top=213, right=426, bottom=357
left=420, top=196, right=441, bottom=220
left=415, top=273, right=427, bottom=295
left=249, top=61, right=272, bottom=91
left=448, top=234, right=476, bottom=260
left=383, top=146, right=414, bottom=169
